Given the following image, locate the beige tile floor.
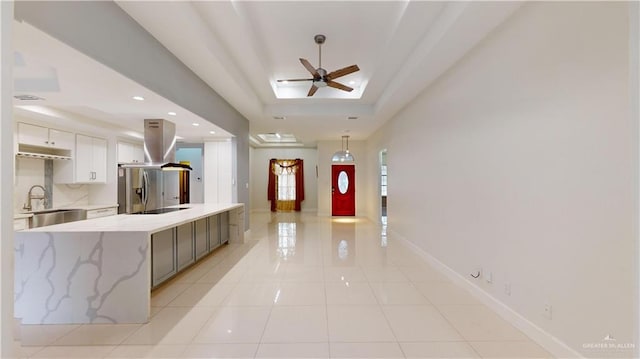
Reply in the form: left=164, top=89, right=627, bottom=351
left=15, top=212, right=553, bottom=358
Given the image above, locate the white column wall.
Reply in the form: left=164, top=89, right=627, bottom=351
left=630, top=3, right=640, bottom=358
left=204, top=141, right=232, bottom=203
left=364, top=2, right=635, bottom=357
left=1, top=1, right=14, bottom=356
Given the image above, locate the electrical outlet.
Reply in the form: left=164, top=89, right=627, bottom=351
left=504, top=282, right=511, bottom=296
left=543, top=303, right=552, bottom=320
left=486, top=271, right=493, bottom=284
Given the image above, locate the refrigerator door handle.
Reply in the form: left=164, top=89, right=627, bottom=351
left=142, top=170, right=149, bottom=210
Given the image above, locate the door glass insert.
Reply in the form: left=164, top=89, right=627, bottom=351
left=338, top=171, right=349, bottom=194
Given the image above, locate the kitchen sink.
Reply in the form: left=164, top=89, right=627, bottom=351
left=29, top=209, right=87, bottom=228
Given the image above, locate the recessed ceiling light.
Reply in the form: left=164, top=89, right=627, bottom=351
left=348, top=81, right=355, bottom=85
left=192, top=123, right=200, bottom=126
left=132, top=96, right=144, bottom=101
left=168, top=111, right=177, bottom=116
left=273, top=116, right=286, bottom=120
left=209, top=130, right=216, bottom=135
left=347, top=116, right=358, bottom=120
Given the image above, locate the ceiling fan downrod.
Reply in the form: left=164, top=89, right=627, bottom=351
left=315, top=34, right=325, bottom=69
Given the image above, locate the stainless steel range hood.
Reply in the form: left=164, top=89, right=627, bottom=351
left=120, top=119, right=191, bottom=170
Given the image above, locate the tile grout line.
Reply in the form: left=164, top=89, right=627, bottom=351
left=251, top=233, right=277, bottom=358
left=322, top=254, right=331, bottom=358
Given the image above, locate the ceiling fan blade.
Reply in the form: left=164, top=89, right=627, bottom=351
left=300, top=58, right=319, bottom=77
left=327, top=64, right=359, bottom=80
left=326, top=80, right=353, bottom=92
left=277, top=78, right=314, bottom=82
left=307, top=84, right=319, bottom=97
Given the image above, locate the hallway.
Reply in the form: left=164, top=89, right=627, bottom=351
left=15, top=213, right=551, bottom=358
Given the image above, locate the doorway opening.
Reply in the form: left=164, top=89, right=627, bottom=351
left=380, top=149, right=387, bottom=241
left=380, top=150, right=387, bottom=221
left=176, top=144, right=204, bottom=203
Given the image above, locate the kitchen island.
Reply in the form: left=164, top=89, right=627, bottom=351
left=14, top=203, right=244, bottom=325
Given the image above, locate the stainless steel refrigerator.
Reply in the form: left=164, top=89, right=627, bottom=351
left=117, top=119, right=192, bottom=214
left=117, top=166, right=183, bottom=214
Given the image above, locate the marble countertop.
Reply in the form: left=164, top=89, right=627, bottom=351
left=21, top=203, right=243, bottom=234
left=14, top=204, right=118, bottom=219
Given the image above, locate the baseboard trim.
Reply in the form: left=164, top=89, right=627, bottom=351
left=250, top=209, right=270, bottom=213
left=390, top=228, right=583, bottom=359
left=249, top=208, right=318, bottom=213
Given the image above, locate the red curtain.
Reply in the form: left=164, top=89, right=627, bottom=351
left=267, top=159, right=277, bottom=212
left=268, top=158, right=305, bottom=212
left=294, top=159, right=304, bottom=211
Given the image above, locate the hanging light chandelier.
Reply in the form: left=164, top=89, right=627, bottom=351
left=331, top=135, right=355, bottom=163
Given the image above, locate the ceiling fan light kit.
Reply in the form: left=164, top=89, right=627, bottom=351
left=277, top=34, right=360, bottom=97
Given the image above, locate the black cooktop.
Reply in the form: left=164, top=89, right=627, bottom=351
left=131, top=207, right=189, bottom=215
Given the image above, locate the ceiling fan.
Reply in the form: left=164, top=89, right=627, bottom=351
left=277, top=34, right=360, bottom=97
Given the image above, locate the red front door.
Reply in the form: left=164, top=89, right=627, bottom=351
left=332, top=165, right=355, bottom=216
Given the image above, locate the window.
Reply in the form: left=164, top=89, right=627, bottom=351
left=268, top=158, right=305, bottom=212
left=277, top=170, right=296, bottom=200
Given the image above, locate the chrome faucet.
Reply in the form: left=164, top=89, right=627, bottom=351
left=23, top=185, right=49, bottom=212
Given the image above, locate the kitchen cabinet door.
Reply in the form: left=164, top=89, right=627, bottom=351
left=91, top=137, right=107, bottom=182
left=208, top=215, right=220, bottom=251
left=75, top=134, right=94, bottom=182
left=86, top=207, right=117, bottom=219
left=17, top=123, right=73, bottom=150
left=152, top=228, right=176, bottom=288
left=48, top=128, right=74, bottom=150
left=176, top=223, right=195, bottom=271
left=13, top=218, right=29, bottom=231
left=69, top=134, right=107, bottom=184
left=117, top=141, right=144, bottom=163
left=219, top=212, right=229, bottom=244
left=17, top=123, right=49, bottom=147
left=194, top=218, right=208, bottom=260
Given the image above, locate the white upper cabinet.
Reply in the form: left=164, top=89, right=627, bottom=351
left=54, top=134, right=107, bottom=184
left=18, top=122, right=74, bottom=150
left=91, top=137, right=108, bottom=182
left=117, top=141, right=144, bottom=163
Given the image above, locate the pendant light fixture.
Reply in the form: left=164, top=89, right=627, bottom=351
left=331, top=135, right=355, bottom=163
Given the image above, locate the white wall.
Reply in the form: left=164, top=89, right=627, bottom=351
left=204, top=140, right=233, bottom=203
left=364, top=2, right=635, bottom=357
left=317, top=140, right=367, bottom=217
left=1, top=1, right=14, bottom=356
left=250, top=147, right=318, bottom=212
left=631, top=3, right=640, bottom=357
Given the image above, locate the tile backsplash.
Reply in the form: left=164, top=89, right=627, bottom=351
left=14, top=157, right=88, bottom=213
